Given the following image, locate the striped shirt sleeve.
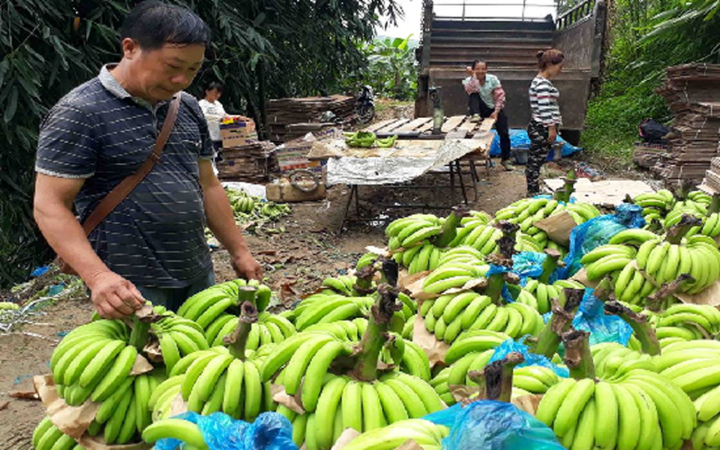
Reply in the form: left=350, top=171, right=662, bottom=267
left=36, top=104, right=98, bottom=179
left=529, top=77, right=562, bottom=127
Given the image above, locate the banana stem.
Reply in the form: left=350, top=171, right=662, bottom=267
left=355, top=265, right=376, bottom=294
left=666, top=215, right=703, bottom=244
left=381, top=259, right=399, bottom=288
left=539, top=249, right=562, bottom=284
left=562, top=330, right=595, bottom=380
left=711, top=194, right=720, bottom=214
left=531, top=288, right=583, bottom=358
left=225, top=302, right=259, bottom=359
left=434, top=208, right=468, bottom=248
left=485, top=273, right=506, bottom=305
left=604, top=301, right=661, bottom=355
left=237, top=286, right=258, bottom=307
left=468, top=352, right=524, bottom=402
left=645, top=274, right=693, bottom=313
left=129, top=315, right=151, bottom=351
left=352, top=285, right=401, bottom=381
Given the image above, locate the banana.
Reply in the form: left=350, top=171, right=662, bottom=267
left=361, top=382, right=386, bottom=431
left=342, top=381, right=364, bottom=433
left=104, top=387, right=133, bottom=444
left=375, top=381, right=410, bottom=423
left=90, top=344, right=137, bottom=402
left=382, top=378, right=428, bottom=418
left=315, top=376, right=349, bottom=449
left=142, top=419, right=208, bottom=449
left=571, top=398, right=596, bottom=450
left=78, top=340, right=126, bottom=388
left=301, top=341, right=351, bottom=411
left=134, top=374, right=153, bottom=433
left=243, top=361, right=262, bottom=421
left=625, top=383, right=659, bottom=450
left=552, top=378, right=595, bottom=437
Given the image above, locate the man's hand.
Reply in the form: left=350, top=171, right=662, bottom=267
left=231, top=252, right=263, bottom=281
left=490, top=112, right=499, bottom=121
left=86, top=271, right=145, bottom=319
left=547, top=126, right=558, bottom=145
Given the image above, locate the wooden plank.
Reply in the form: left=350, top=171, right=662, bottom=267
left=418, top=118, right=435, bottom=133
left=459, top=118, right=479, bottom=132
left=441, top=116, right=467, bottom=133
left=396, top=117, right=432, bottom=132
left=378, top=118, right=411, bottom=132
left=364, top=119, right=398, bottom=133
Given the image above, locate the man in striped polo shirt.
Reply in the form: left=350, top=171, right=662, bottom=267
left=33, top=2, right=262, bottom=318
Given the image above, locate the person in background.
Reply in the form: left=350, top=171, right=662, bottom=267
left=526, top=49, right=564, bottom=196
left=462, top=60, right=512, bottom=171
left=199, top=82, right=229, bottom=156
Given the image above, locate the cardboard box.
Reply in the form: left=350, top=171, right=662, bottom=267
left=266, top=178, right=326, bottom=202
left=220, top=121, right=258, bottom=149
left=275, top=141, right=323, bottom=173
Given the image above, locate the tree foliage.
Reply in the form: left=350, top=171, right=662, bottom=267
left=0, top=0, right=400, bottom=288
left=581, top=0, right=720, bottom=160
left=361, top=35, right=418, bottom=100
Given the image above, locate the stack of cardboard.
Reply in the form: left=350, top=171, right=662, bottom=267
left=266, top=95, right=354, bottom=143
left=702, top=157, right=720, bottom=193
left=653, top=64, right=720, bottom=184
left=217, top=142, right=278, bottom=183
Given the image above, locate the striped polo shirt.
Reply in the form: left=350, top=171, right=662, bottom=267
left=36, top=65, right=215, bottom=288
left=529, top=76, right=562, bottom=126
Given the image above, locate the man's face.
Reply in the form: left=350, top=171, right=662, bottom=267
left=123, top=39, right=205, bottom=102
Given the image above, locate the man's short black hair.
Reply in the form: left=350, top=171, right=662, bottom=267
left=120, top=1, right=211, bottom=51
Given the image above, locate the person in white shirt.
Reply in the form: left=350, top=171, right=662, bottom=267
left=198, top=82, right=228, bottom=156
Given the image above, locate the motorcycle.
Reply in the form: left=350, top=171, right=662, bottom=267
left=355, top=85, right=375, bottom=125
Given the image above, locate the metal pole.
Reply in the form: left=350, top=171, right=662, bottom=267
left=522, top=0, right=526, bottom=20
left=462, top=0, right=465, bottom=21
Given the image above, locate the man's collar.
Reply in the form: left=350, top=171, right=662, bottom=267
left=99, top=64, right=173, bottom=112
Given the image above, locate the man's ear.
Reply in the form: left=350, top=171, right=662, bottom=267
left=121, top=38, right=140, bottom=60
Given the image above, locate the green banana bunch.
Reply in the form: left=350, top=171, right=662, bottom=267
left=395, top=242, right=444, bottom=275
left=515, top=231, right=545, bottom=253
left=33, top=417, right=87, bottom=450
left=688, top=190, right=713, bottom=207
left=178, top=279, right=273, bottom=321
left=634, top=189, right=676, bottom=212
left=341, top=419, right=449, bottom=450
left=303, top=319, right=429, bottom=381
left=151, top=312, right=210, bottom=376
left=0, top=301, right=19, bottom=310
left=346, top=131, right=377, bottom=148
left=449, top=222, right=503, bottom=255
left=537, top=372, right=695, bottom=450
left=286, top=292, right=376, bottom=331
left=652, top=340, right=720, bottom=404
left=590, top=343, right=655, bottom=381
left=523, top=279, right=584, bottom=314
left=420, top=291, right=542, bottom=342
left=494, top=198, right=599, bottom=242
left=420, top=261, right=488, bottom=295
left=204, top=311, right=296, bottom=348
left=142, top=418, right=208, bottom=450
left=283, top=375, right=446, bottom=450
left=386, top=214, right=443, bottom=253
left=375, top=135, right=397, bottom=148
left=322, top=275, right=364, bottom=296
left=654, top=303, right=720, bottom=338
left=581, top=242, right=638, bottom=281
left=152, top=345, right=275, bottom=421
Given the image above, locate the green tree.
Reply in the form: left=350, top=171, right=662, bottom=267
left=361, top=35, right=418, bottom=100
left=0, top=0, right=400, bottom=288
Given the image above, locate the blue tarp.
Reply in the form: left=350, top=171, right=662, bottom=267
left=489, top=129, right=582, bottom=160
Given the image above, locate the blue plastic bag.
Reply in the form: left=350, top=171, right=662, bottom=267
left=513, top=252, right=546, bottom=285
left=425, top=400, right=565, bottom=450
left=489, top=129, right=582, bottom=159
left=489, top=338, right=569, bottom=378
left=557, top=203, right=645, bottom=278
left=155, top=412, right=297, bottom=450
left=573, top=289, right=632, bottom=346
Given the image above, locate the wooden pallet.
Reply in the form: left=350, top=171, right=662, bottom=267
left=366, top=115, right=493, bottom=138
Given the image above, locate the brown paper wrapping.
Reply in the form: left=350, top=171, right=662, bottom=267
left=330, top=428, right=362, bottom=450
left=535, top=212, right=577, bottom=247
left=271, top=384, right=306, bottom=415
left=411, top=314, right=449, bottom=367
left=34, top=375, right=153, bottom=450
